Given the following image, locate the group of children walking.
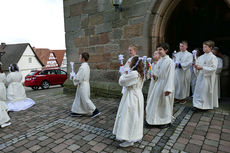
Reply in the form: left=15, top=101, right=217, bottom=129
left=0, top=63, right=35, bottom=128
left=70, top=40, right=221, bottom=147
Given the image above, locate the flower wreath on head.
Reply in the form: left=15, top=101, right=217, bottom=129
left=9, top=64, right=19, bottom=72
left=130, top=57, right=143, bottom=71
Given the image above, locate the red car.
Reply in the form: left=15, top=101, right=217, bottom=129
left=24, top=68, right=67, bottom=90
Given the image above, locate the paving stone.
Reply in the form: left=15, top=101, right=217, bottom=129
left=51, top=143, right=68, bottom=152
left=202, top=144, right=218, bottom=152
left=79, top=144, right=92, bottom=152
left=67, top=144, right=80, bottom=151
left=185, top=143, right=201, bottom=153
left=173, top=143, right=185, bottom=151
left=204, top=139, right=219, bottom=147
left=192, top=134, right=205, bottom=141
left=206, top=133, right=220, bottom=141
left=177, top=138, right=189, bottom=145
left=29, top=145, right=41, bottom=152
left=221, top=133, right=230, bottom=141
left=219, top=145, right=230, bottom=152
left=189, top=139, right=203, bottom=147
left=21, top=150, right=33, bottom=153
left=83, top=134, right=97, bottom=141
left=91, top=143, right=107, bottom=152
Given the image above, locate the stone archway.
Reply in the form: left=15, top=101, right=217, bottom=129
left=143, top=0, right=230, bottom=56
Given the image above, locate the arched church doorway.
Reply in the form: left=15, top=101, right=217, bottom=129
left=144, top=0, right=230, bottom=97
left=165, top=0, right=230, bottom=55
left=164, top=0, right=230, bottom=97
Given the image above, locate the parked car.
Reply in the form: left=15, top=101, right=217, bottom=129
left=24, top=68, right=67, bottom=90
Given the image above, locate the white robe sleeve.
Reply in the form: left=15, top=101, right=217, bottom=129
left=181, top=53, right=193, bottom=71
left=203, top=57, right=218, bottom=77
left=3, top=73, right=6, bottom=84
left=73, top=66, right=85, bottom=86
left=163, top=61, right=175, bottom=93
left=119, top=71, right=139, bottom=87
left=216, top=58, right=223, bottom=74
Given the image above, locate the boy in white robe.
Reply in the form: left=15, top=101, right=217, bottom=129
left=174, top=41, right=193, bottom=104
left=123, top=44, right=138, bottom=72
left=212, top=47, right=223, bottom=99
left=145, top=43, right=175, bottom=129
left=146, top=51, right=161, bottom=102
left=0, top=63, right=11, bottom=128
left=121, top=44, right=138, bottom=94
left=113, top=56, right=144, bottom=147
left=70, top=52, right=100, bottom=118
left=193, top=40, right=218, bottom=111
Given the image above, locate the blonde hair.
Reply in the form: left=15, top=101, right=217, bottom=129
left=203, top=40, right=215, bottom=49
left=129, top=44, right=138, bottom=52
left=180, top=41, right=188, bottom=46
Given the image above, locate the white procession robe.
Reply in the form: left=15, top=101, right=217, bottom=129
left=214, top=57, right=223, bottom=98
left=174, top=51, right=193, bottom=99
left=6, top=72, right=35, bottom=111
left=121, top=56, right=136, bottom=94
left=146, top=55, right=175, bottom=125
left=113, top=71, right=144, bottom=142
left=71, top=62, right=96, bottom=114
left=0, top=73, right=10, bottom=125
left=146, top=62, right=159, bottom=101
left=193, top=52, right=218, bottom=109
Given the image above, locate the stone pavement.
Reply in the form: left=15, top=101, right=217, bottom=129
left=0, top=86, right=230, bottom=153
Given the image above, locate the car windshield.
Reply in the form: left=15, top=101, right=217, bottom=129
left=27, top=71, right=36, bottom=76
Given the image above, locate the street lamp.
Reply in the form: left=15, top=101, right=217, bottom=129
left=112, top=0, right=123, bottom=12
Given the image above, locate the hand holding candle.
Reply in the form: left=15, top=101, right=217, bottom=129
left=70, top=62, right=76, bottom=80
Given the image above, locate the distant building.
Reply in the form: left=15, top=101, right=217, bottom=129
left=34, top=48, right=66, bottom=71
left=0, top=43, right=43, bottom=82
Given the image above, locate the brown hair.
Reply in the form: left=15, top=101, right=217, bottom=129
left=81, top=52, right=89, bottom=62
left=130, top=56, right=144, bottom=80
left=157, top=42, right=170, bottom=51
left=0, top=64, right=3, bottom=73
left=180, top=41, right=188, bottom=46
left=129, top=44, right=138, bottom=52
left=203, top=40, right=215, bottom=49
left=10, top=63, right=19, bottom=72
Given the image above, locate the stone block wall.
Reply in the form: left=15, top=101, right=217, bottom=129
left=63, top=0, right=153, bottom=96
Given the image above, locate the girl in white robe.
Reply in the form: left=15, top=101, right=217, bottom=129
left=174, top=41, right=193, bottom=103
left=193, top=41, right=218, bottom=110
left=6, top=64, right=35, bottom=111
left=70, top=52, right=100, bottom=118
left=145, top=43, right=175, bottom=129
left=113, top=56, right=144, bottom=148
left=0, top=64, right=11, bottom=128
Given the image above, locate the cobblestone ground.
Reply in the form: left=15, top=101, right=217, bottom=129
left=0, top=86, right=230, bottom=153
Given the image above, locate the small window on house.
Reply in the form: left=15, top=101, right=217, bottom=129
left=29, top=57, right=32, bottom=63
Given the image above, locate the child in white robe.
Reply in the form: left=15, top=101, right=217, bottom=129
left=113, top=56, right=144, bottom=148
left=190, top=48, right=202, bottom=96
left=212, top=47, right=223, bottom=99
left=121, top=44, right=138, bottom=94
left=6, top=64, right=35, bottom=111
left=174, top=41, right=193, bottom=104
left=193, top=40, right=218, bottom=110
left=70, top=52, right=100, bottom=118
left=123, top=44, right=138, bottom=72
left=0, top=63, right=11, bottom=128
left=146, top=51, right=161, bottom=102
left=145, top=43, right=175, bottom=129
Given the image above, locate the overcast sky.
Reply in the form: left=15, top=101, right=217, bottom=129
left=0, top=0, right=65, bottom=49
